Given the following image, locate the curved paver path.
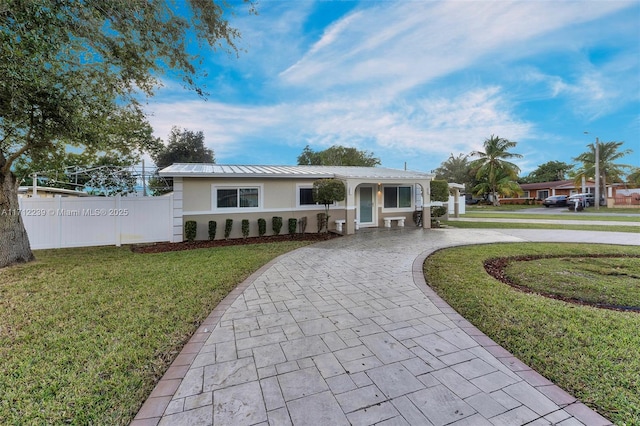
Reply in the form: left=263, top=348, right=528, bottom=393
left=133, top=228, right=638, bottom=426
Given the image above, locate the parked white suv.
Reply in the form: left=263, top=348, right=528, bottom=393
left=567, top=193, right=594, bottom=210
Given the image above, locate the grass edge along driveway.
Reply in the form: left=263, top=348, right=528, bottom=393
left=424, top=242, right=640, bottom=426
left=0, top=242, right=311, bottom=425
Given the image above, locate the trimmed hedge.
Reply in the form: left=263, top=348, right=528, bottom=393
left=288, top=218, right=297, bottom=235
left=272, top=216, right=283, bottom=235
left=258, top=218, right=267, bottom=237
left=241, top=219, right=250, bottom=238
left=208, top=221, right=217, bottom=240
left=224, top=219, right=233, bottom=239
left=185, top=220, right=197, bottom=242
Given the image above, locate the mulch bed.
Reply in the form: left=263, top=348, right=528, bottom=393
left=484, top=254, right=640, bottom=312
left=131, top=232, right=342, bottom=254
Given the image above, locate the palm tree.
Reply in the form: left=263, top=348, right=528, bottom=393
left=433, top=153, right=474, bottom=190
left=469, top=135, right=522, bottom=206
left=573, top=141, right=633, bottom=200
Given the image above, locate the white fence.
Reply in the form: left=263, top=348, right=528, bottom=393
left=448, top=195, right=466, bottom=215
left=18, top=194, right=173, bottom=250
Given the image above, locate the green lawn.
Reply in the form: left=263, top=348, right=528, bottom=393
left=441, top=221, right=640, bottom=233
left=466, top=205, right=640, bottom=215
left=504, top=255, right=640, bottom=308
left=461, top=212, right=640, bottom=222
left=0, top=242, right=311, bottom=425
left=424, top=243, right=640, bottom=425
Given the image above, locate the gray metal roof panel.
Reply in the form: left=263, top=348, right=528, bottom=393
left=159, top=164, right=433, bottom=179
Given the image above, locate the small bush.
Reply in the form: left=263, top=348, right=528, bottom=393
left=298, top=217, right=307, bottom=234
left=224, top=219, right=233, bottom=239
left=185, top=220, right=197, bottom=242
left=317, top=213, right=327, bottom=233
left=258, top=218, right=267, bottom=237
left=241, top=219, right=250, bottom=238
left=208, top=221, right=217, bottom=240
left=431, top=206, right=447, bottom=219
left=272, top=216, right=283, bottom=235
left=288, top=218, right=297, bottom=235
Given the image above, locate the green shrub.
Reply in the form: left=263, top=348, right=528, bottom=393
left=288, top=218, right=297, bottom=235
left=224, top=219, right=233, bottom=239
left=241, top=219, right=250, bottom=238
left=258, top=218, right=266, bottom=237
left=431, top=206, right=447, bottom=219
left=430, top=179, right=449, bottom=203
left=208, top=221, right=217, bottom=240
left=430, top=179, right=449, bottom=222
left=272, top=216, right=283, bottom=235
left=317, top=213, right=327, bottom=233
left=184, top=220, right=197, bottom=242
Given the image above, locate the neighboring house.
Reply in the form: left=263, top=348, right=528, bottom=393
left=518, top=179, right=596, bottom=200
left=159, top=164, right=439, bottom=241
left=507, top=179, right=638, bottom=208
left=18, top=186, right=90, bottom=198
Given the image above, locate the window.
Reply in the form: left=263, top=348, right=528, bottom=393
left=216, top=187, right=259, bottom=209
left=537, top=190, right=549, bottom=200
left=299, top=187, right=316, bottom=205
left=383, top=186, right=412, bottom=209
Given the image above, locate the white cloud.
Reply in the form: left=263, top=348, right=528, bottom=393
left=147, top=85, right=531, bottom=168
left=144, top=0, right=638, bottom=171
left=279, top=0, right=630, bottom=95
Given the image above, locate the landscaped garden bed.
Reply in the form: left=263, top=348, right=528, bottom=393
left=131, top=232, right=341, bottom=254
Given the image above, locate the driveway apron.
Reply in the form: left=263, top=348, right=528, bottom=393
left=133, top=228, right=632, bottom=426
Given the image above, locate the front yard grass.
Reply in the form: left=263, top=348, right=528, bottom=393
left=441, top=220, right=640, bottom=233
left=462, top=211, right=640, bottom=222
left=0, top=242, right=311, bottom=425
left=424, top=243, right=640, bottom=425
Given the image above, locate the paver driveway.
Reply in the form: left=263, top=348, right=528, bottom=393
left=133, top=228, right=636, bottom=426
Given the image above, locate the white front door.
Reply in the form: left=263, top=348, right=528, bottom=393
left=358, top=186, right=375, bottom=226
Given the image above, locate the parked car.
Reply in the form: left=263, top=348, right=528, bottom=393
left=542, top=195, right=568, bottom=207
left=567, top=193, right=594, bottom=210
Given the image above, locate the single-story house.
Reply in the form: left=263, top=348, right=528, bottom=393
left=519, top=179, right=597, bottom=200
left=158, top=164, right=458, bottom=241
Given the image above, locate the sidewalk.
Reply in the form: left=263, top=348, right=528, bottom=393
left=132, top=228, right=628, bottom=426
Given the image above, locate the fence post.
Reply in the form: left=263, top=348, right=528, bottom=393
left=115, top=194, right=122, bottom=247
left=55, top=195, right=62, bottom=249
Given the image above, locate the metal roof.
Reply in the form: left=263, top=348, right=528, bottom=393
left=159, top=164, right=434, bottom=180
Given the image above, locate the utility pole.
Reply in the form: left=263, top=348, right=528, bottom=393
left=584, top=132, right=601, bottom=210
left=595, top=137, right=600, bottom=211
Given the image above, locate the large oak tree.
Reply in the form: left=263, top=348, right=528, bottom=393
left=0, top=0, right=254, bottom=268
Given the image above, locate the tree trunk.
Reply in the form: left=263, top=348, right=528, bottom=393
left=0, top=169, right=35, bottom=268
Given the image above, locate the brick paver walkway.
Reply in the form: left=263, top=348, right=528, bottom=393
left=133, top=228, right=635, bottom=425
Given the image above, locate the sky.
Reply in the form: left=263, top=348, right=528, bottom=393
left=144, top=0, right=640, bottom=177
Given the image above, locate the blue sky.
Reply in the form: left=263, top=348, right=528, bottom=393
left=145, top=0, right=640, bottom=177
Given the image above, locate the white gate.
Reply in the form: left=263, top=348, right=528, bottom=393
left=18, top=194, right=173, bottom=249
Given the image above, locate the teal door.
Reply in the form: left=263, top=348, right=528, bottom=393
left=359, top=186, right=374, bottom=224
